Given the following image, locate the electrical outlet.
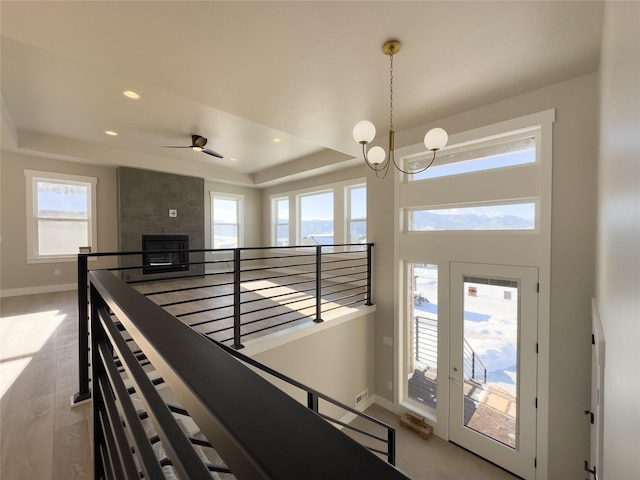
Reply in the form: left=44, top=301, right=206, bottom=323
left=387, top=381, right=393, bottom=390
left=169, top=209, right=177, bottom=217
left=54, top=269, right=61, bottom=276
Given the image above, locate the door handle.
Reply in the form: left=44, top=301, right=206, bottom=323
left=449, top=367, right=461, bottom=385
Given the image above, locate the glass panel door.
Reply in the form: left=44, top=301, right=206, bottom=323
left=450, top=263, right=538, bottom=479
left=462, top=275, right=518, bottom=447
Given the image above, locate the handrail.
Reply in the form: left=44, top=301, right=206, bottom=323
left=463, top=338, right=488, bottom=383
left=74, top=243, right=373, bottom=404
left=211, top=337, right=397, bottom=465
left=89, top=270, right=408, bottom=479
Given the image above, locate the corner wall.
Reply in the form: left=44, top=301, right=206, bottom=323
left=597, top=3, right=640, bottom=479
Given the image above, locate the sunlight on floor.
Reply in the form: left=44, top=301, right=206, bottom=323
left=242, top=279, right=360, bottom=318
left=0, top=310, right=65, bottom=398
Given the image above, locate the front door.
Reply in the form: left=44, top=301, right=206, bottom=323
left=449, top=262, right=538, bottom=479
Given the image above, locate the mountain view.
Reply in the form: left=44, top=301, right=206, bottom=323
left=411, top=210, right=534, bottom=231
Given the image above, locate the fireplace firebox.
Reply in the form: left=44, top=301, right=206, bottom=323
left=142, top=235, right=189, bottom=274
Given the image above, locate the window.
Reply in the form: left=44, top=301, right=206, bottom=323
left=299, top=191, right=334, bottom=246
left=269, top=179, right=365, bottom=247
left=407, top=202, right=537, bottom=232
left=347, top=185, right=367, bottom=244
left=406, top=263, right=438, bottom=410
left=25, top=170, right=97, bottom=262
left=273, top=197, right=289, bottom=246
left=407, top=133, right=537, bottom=181
left=211, top=193, right=243, bottom=248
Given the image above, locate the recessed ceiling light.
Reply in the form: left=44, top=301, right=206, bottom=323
left=230, top=158, right=238, bottom=162
left=272, top=138, right=282, bottom=143
left=123, top=90, right=140, bottom=99
left=105, top=130, right=118, bottom=136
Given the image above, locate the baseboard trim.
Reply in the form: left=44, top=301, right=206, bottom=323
left=0, top=283, right=77, bottom=298
left=373, top=395, right=397, bottom=413
left=335, top=395, right=377, bottom=429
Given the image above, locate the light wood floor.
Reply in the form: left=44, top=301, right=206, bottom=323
left=0, top=290, right=92, bottom=480
left=0, top=290, right=516, bottom=480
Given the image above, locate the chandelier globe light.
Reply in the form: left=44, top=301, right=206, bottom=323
left=353, top=40, right=448, bottom=179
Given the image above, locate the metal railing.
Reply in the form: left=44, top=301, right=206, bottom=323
left=414, top=315, right=438, bottom=369
left=74, top=244, right=373, bottom=404
left=90, top=270, right=406, bottom=479
left=463, top=338, right=488, bottom=384
left=414, top=314, right=487, bottom=384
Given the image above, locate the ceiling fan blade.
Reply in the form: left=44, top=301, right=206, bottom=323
left=202, top=148, right=224, bottom=159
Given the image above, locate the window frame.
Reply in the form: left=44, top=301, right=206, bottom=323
left=405, top=199, right=540, bottom=234
left=403, top=127, right=540, bottom=183
left=25, top=170, right=98, bottom=264
left=269, top=178, right=366, bottom=248
left=297, top=189, right=335, bottom=246
left=272, top=196, right=290, bottom=246
left=210, top=192, right=244, bottom=249
left=346, top=184, right=367, bottom=244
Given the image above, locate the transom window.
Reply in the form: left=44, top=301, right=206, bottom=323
left=406, top=131, right=537, bottom=182
left=25, top=170, right=97, bottom=262
left=407, top=202, right=537, bottom=232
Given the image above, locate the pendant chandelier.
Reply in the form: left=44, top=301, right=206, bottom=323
left=353, top=40, right=449, bottom=179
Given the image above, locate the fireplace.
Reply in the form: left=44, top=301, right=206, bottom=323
left=142, top=235, right=189, bottom=274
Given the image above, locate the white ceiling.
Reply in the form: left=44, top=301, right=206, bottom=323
left=1, top=1, right=604, bottom=186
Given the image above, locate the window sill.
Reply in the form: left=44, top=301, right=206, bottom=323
left=27, top=255, right=79, bottom=264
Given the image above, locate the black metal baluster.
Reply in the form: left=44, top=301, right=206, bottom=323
left=307, top=391, right=319, bottom=413
left=387, top=426, right=396, bottom=466
left=233, top=248, right=244, bottom=349
left=315, top=245, right=323, bottom=323
left=472, top=351, right=476, bottom=381
left=74, top=253, right=91, bottom=404
left=365, top=243, right=373, bottom=306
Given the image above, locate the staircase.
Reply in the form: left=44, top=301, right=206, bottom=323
left=89, top=269, right=408, bottom=479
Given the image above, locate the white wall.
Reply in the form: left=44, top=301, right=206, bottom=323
left=0, top=152, right=118, bottom=294
left=204, top=180, right=262, bottom=248
left=248, top=311, right=376, bottom=419
left=597, top=2, right=640, bottom=479
left=369, top=73, right=598, bottom=479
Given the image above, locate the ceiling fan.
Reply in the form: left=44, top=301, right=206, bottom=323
left=162, top=134, right=223, bottom=158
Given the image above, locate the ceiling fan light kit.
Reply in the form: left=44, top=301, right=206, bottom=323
left=162, top=134, right=224, bottom=159
left=353, top=40, right=448, bottom=179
